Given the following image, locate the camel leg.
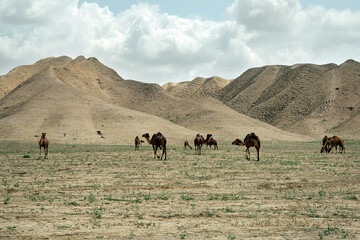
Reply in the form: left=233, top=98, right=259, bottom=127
left=246, top=148, right=250, bottom=160
left=256, top=147, right=260, bottom=161
left=156, top=146, right=160, bottom=159
left=162, top=146, right=166, bottom=160
left=39, top=146, right=42, bottom=158
left=153, top=145, right=157, bottom=159
left=45, top=147, right=48, bottom=159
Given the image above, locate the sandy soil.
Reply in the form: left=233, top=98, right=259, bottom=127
left=0, top=140, right=359, bottom=239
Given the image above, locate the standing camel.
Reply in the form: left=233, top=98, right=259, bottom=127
left=142, top=132, right=167, bottom=160
left=134, top=136, right=144, bottom=151
left=204, top=134, right=218, bottom=150
left=194, top=134, right=204, bottom=155
left=39, top=133, right=49, bottom=159
left=322, top=136, right=345, bottom=153
left=232, top=133, right=260, bottom=161
left=184, top=140, right=192, bottom=149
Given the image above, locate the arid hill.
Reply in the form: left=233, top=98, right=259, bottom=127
left=0, top=65, right=196, bottom=144
left=162, top=76, right=230, bottom=98
left=0, top=56, right=72, bottom=99
left=217, top=60, right=360, bottom=138
left=0, top=56, right=306, bottom=143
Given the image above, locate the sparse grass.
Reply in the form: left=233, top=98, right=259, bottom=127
left=0, top=140, right=359, bottom=239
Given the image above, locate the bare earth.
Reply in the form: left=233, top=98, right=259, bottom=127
left=1, top=140, right=359, bottom=239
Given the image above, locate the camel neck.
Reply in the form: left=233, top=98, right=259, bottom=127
left=145, top=137, right=152, bottom=144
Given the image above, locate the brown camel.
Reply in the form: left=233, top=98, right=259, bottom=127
left=184, top=140, right=192, bottom=149
left=142, top=132, right=167, bottom=160
left=204, top=134, right=218, bottom=150
left=134, top=136, right=144, bottom=151
left=39, top=133, right=49, bottom=159
left=321, top=135, right=330, bottom=153
left=194, top=134, right=204, bottom=155
left=232, top=133, right=261, bottom=161
left=322, top=136, right=345, bottom=153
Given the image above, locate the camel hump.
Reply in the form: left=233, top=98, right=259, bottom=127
left=157, top=132, right=163, bottom=136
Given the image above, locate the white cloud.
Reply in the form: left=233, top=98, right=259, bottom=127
left=0, top=0, right=359, bottom=84
left=227, top=0, right=360, bottom=66
left=227, top=0, right=301, bottom=32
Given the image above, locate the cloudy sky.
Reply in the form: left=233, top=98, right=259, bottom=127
left=0, top=0, right=359, bottom=84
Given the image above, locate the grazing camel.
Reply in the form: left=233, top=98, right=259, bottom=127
left=142, top=132, right=167, bottom=160
left=134, top=136, right=144, bottom=151
left=39, top=133, right=49, bottom=159
left=184, top=140, right=192, bottom=149
left=321, top=135, right=330, bottom=153
left=194, top=134, right=204, bottom=155
left=322, top=136, right=345, bottom=153
left=232, top=133, right=261, bottom=161
left=204, top=134, right=218, bottom=150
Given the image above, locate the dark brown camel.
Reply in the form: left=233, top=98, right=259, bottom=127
left=322, top=136, right=345, bottom=153
left=142, top=132, right=167, bottom=160
left=39, top=133, right=49, bottom=159
left=232, top=133, right=261, bottom=161
left=194, top=134, right=204, bottom=155
left=134, top=136, right=144, bottom=151
left=204, top=134, right=218, bottom=150
left=184, top=140, right=192, bottom=149
left=321, top=135, right=330, bottom=153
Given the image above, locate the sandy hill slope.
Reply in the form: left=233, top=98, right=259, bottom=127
left=162, top=76, right=231, bottom=98
left=0, top=56, right=72, bottom=99
left=0, top=66, right=196, bottom=144
left=217, top=60, right=360, bottom=138
left=0, top=56, right=307, bottom=143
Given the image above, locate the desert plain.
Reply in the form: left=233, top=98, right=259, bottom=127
left=0, top=56, right=359, bottom=239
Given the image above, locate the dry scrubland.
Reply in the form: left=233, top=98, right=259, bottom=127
left=0, top=140, right=359, bottom=239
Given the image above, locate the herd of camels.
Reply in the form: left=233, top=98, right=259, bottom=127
left=38, top=132, right=345, bottom=161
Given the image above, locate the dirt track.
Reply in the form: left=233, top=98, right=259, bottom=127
left=0, top=141, right=359, bottom=239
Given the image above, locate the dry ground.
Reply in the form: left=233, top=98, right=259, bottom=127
left=0, top=140, right=359, bottom=239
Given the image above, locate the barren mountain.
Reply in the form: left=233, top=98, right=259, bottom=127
left=162, top=76, right=231, bottom=98
left=0, top=66, right=196, bottom=144
left=0, top=56, right=306, bottom=144
left=0, top=56, right=72, bottom=99
left=218, top=60, right=360, bottom=138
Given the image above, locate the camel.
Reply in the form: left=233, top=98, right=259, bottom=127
left=184, top=140, right=192, bottom=149
left=142, top=132, right=167, bottom=160
left=232, top=133, right=261, bottom=161
left=321, top=135, right=330, bottom=153
left=322, top=136, right=345, bottom=153
left=204, top=134, right=218, bottom=150
left=134, top=136, right=144, bottom=151
left=194, top=134, right=204, bottom=155
left=39, top=133, right=49, bottom=159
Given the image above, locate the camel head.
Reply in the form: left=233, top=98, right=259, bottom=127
left=232, top=138, right=242, bottom=146
left=320, top=147, right=325, bottom=153
left=142, top=133, right=150, bottom=139
left=41, top=133, right=47, bottom=139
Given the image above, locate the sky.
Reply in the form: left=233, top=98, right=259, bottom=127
left=0, top=0, right=359, bottom=84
